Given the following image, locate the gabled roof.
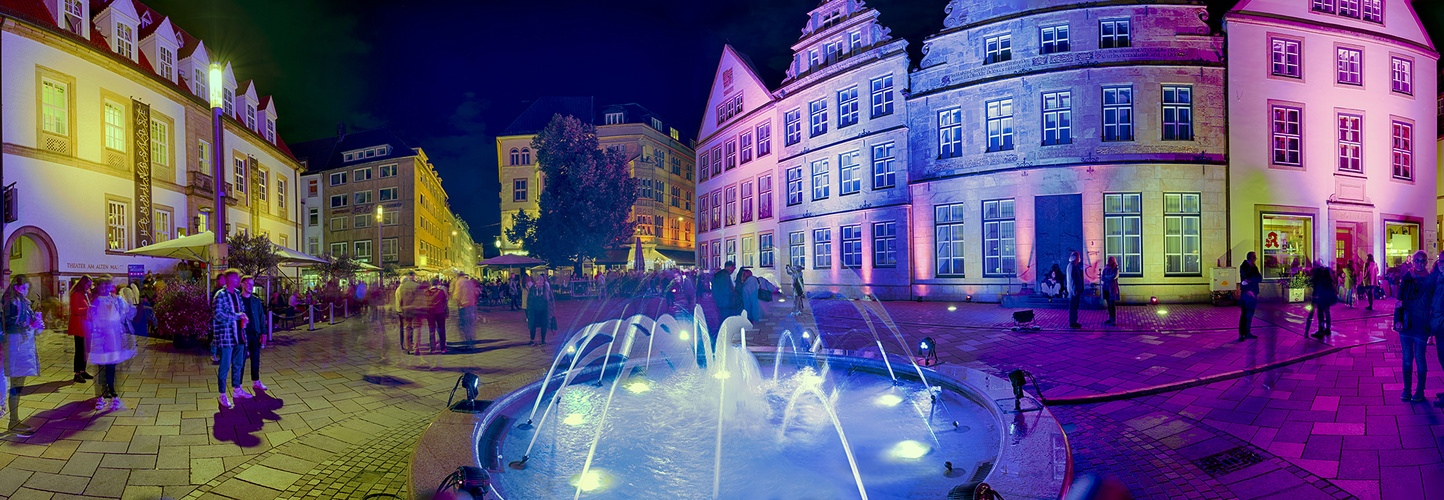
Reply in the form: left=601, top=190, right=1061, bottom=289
left=177, top=30, right=205, bottom=59
left=288, top=128, right=416, bottom=174
left=501, top=96, right=594, bottom=136
left=258, top=95, right=274, bottom=112
left=0, top=0, right=56, bottom=25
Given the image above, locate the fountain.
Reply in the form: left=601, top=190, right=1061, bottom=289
left=413, top=302, right=1071, bottom=499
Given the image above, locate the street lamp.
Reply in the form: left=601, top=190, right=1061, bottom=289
left=208, top=63, right=226, bottom=246
left=376, top=205, right=384, bottom=275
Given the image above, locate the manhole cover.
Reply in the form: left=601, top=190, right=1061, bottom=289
left=1194, top=447, right=1264, bottom=476
left=362, top=375, right=414, bottom=386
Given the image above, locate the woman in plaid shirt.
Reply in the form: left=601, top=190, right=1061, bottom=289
left=212, top=269, right=249, bottom=409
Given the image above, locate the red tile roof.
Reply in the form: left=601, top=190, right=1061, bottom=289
left=0, top=0, right=55, bottom=25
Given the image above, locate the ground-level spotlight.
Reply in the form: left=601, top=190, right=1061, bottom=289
left=947, top=305, right=957, bottom=312
left=435, top=466, right=490, bottom=499
left=917, top=336, right=938, bottom=366
left=1150, top=296, right=1159, bottom=305
left=1156, top=309, right=1168, bottom=316
left=966, top=294, right=973, bottom=302
left=447, top=372, right=488, bottom=413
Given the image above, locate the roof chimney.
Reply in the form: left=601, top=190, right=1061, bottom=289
left=336, top=122, right=347, bottom=141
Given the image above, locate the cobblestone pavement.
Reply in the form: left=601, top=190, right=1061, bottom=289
left=0, top=295, right=1438, bottom=499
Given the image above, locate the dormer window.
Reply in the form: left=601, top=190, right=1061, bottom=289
left=266, top=119, right=275, bottom=142
left=194, top=69, right=206, bottom=98
left=223, top=88, right=233, bottom=116
left=650, top=117, right=663, bottom=130
left=62, top=0, right=83, bottom=35
left=115, top=23, right=134, bottom=60
left=605, top=112, right=624, bottom=125
left=246, top=104, right=256, bottom=129
left=158, top=47, right=173, bottom=80
left=670, top=128, right=679, bottom=140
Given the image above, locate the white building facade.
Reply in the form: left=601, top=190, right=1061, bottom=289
left=2, top=0, right=302, bottom=297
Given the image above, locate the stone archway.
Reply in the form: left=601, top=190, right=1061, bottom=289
left=3, top=225, right=60, bottom=299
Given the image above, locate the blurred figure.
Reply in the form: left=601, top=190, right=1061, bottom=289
left=735, top=268, right=760, bottom=323
left=451, top=272, right=478, bottom=343
left=1396, top=250, right=1432, bottom=402
left=1307, top=260, right=1337, bottom=339
left=1363, top=254, right=1379, bottom=310
left=68, top=276, right=95, bottom=383
left=1063, top=474, right=1133, bottom=500
left=425, top=280, right=450, bottom=353
left=1238, top=252, right=1260, bottom=341
left=87, top=277, right=136, bottom=411
left=1432, top=251, right=1444, bottom=405
left=1101, top=257, right=1120, bottom=325
left=395, top=272, right=421, bottom=354
left=239, top=276, right=270, bottom=392
left=3, top=274, right=43, bottom=436
left=1066, top=251, right=1084, bottom=329
left=525, top=273, right=554, bottom=345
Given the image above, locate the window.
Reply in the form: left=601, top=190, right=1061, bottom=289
left=329, top=172, right=347, bottom=186
left=725, top=139, right=737, bottom=170
left=258, top=171, right=269, bottom=201
left=308, top=237, right=318, bottom=255
left=330, top=194, right=348, bottom=208
left=698, top=195, right=709, bottom=232
left=725, top=186, right=737, bottom=226
left=380, top=187, right=399, bottom=201
left=983, top=199, right=1016, bottom=276
left=1040, top=25, right=1069, bottom=54
left=107, top=200, right=128, bottom=250
left=115, top=22, right=133, bottom=59
left=786, top=166, right=803, bottom=205
left=714, top=95, right=743, bottom=125
left=672, top=156, right=682, bottom=175
left=233, top=158, right=246, bottom=195
left=1271, top=106, right=1302, bottom=166
left=61, top=0, right=82, bottom=34
left=840, top=225, right=863, bottom=268
left=306, top=178, right=317, bottom=198
left=1336, top=47, right=1362, bottom=85
left=509, top=148, right=519, bottom=165
left=1337, top=114, right=1362, bottom=173
left=935, top=203, right=965, bottom=276
left=246, top=104, right=256, bottom=129
left=710, top=145, right=723, bottom=177
left=984, top=34, right=1011, bottom=64
left=104, top=100, right=125, bottom=151
left=711, top=190, right=722, bottom=229
left=330, top=216, right=347, bottom=231
left=1392, top=57, right=1413, bottom=94
left=1385, top=221, right=1421, bottom=267
left=808, top=49, right=819, bottom=69
left=1271, top=38, right=1302, bottom=78
left=831, top=151, right=859, bottom=195
left=699, top=243, right=709, bottom=270
left=222, top=88, right=233, bottom=116
left=870, top=74, right=894, bottom=118
left=726, top=238, right=737, bottom=266
left=849, top=30, right=862, bottom=52
left=873, top=221, right=897, bottom=268
left=838, top=86, right=859, bottom=128
left=354, top=190, right=372, bottom=204
left=939, top=108, right=963, bottom=158
left=789, top=232, right=806, bottom=269
left=1361, top=0, right=1382, bottom=21
left=1164, top=193, right=1201, bottom=275
left=1102, top=86, right=1133, bottom=141
left=198, top=140, right=212, bottom=175
left=741, top=181, right=753, bottom=223
left=150, top=120, right=169, bottom=166
left=785, top=109, right=802, bottom=146
left=382, top=210, right=399, bottom=225
left=1338, top=0, right=1360, bottom=17
left=382, top=238, right=398, bottom=261
left=1162, top=86, right=1193, bottom=140
left=1261, top=214, right=1312, bottom=279
left=354, top=168, right=372, bottom=181
left=813, top=229, right=832, bottom=268
left=672, top=186, right=681, bottom=208
left=698, top=150, right=710, bottom=181
left=809, top=99, right=828, bottom=137
left=712, top=241, right=722, bottom=269
left=872, top=143, right=896, bottom=189
left=986, top=99, right=1015, bottom=152
left=1100, top=20, right=1130, bottom=48
left=520, top=148, right=530, bottom=164
left=1104, top=193, right=1143, bottom=276
left=758, top=174, right=773, bottom=218
left=1041, top=91, right=1072, bottom=145
left=756, top=122, right=772, bottom=156
left=810, top=159, right=830, bottom=200
left=194, top=69, right=206, bottom=98
left=330, top=242, right=346, bottom=257
left=740, top=132, right=753, bottom=164
left=639, top=178, right=654, bottom=201
left=742, top=235, right=756, bottom=268
left=41, top=78, right=67, bottom=135
left=605, top=112, right=623, bottom=125
left=158, top=47, right=172, bottom=79
left=353, top=214, right=370, bottom=229
left=308, top=208, right=319, bottom=226
left=277, top=177, right=286, bottom=210
left=760, top=232, right=775, bottom=267
left=1313, top=0, right=1335, bottom=13
left=1392, top=121, right=1413, bottom=180
left=511, top=178, right=528, bottom=202
left=380, top=164, right=397, bottom=177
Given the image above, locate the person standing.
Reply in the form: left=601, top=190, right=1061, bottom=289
left=3, top=275, right=43, bottom=436
left=1238, top=252, right=1261, bottom=341
left=1101, top=257, right=1120, bottom=325
left=451, top=272, right=478, bottom=343
left=1395, top=250, right=1433, bottom=402
left=425, top=281, right=449, bottom=353
left=1341, top=260, right=1356, bottom=308
left=211, top=269, right=249, bottom=409
left=525, top=273, right=554, bottom=345
left=1307, top=261, right=1338, bottom=339
left=712, top=261, right=737, bottom=321
left=787, top=264, right=806, bottom=313
left=1066, top=251, right=1084, bottom=329
left=239, top=276, right=270, bottom=392
left=394, top=272, right=421, bottom=354
left=735, top=269, right=761, bottom=323
left=68, top=276, right=95, bottom=383
left=1363, top=254, right=1379, bottom=310
left=1430, top=250, right=1444, bottom=405
left=87, top=278, right=136, bottom=411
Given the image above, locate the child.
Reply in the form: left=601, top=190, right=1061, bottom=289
left=88, top=277, right=137, bottom=411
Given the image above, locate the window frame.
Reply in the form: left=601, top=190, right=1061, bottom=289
left=1271, top=105, right=1303, bottom=167
left=329, top=171, right=348, bottom=186
left=330, top=216, right=347, bottom=231
left=813, top=228, right=833, bottom=269
left=872, top=221, right=897, bottom=268
left=760, top=232, right=775, bottom=268
left=1103, top=193, right=1144, bottom=277
left=1269, top=37, right=1303, bottom=79
left=756, top=121, right=772, bottom=156
left=1099, top=19, right=1131, bottom=49
left=810, top=159, right=830, bottom=201
left=103, top=99, right=126, bottom=152
left=1337, top=113, right=1362, bottom=173
left=870, top=74, right=894, bottom=118
left=841, top=224, right=863, bottom=269
left=837, top=86, right=859, bottom=128
left=740, top=180, right=753, bottom=223
left=939, top=107, right=962, bottom=158
left=809, top=98, right=828, bottom=137
left=982, top=199, right=1016, bottom=277
left=1102, top=86, right=1134, bottom=142
left=1162, top=86, right=1194, bottom=141
left=786, top=166, right=803, bottom=206
left=758, top=174, right=774, bottom=219
left=935, top=202, right=965, bottom=277
left=984, top=33, right=1012, bottom=64
left=789, top=231, right=806, bottom=269
left=1391, top=56, right=1414, bottom=95
left=1041, top=91, right=1072, bottom=146
left=1040, top=24, right=1070, bottom=54
left=985, top=99, right=1015, bottom=152
left=872, top=142, right=896, bottom=189
left=1336, top=46, right=1362, bottom=86
left=1391, top=119, right=1413, bottom=181
left=784, top=109, right=802, bottom=146
left=1163, top=193, right=1202, bottom=276
left=41, top=77, right=69, bottom=136
left=106, top=198, right=129, bottom=251
left=839, top=150, right=861, bottom=195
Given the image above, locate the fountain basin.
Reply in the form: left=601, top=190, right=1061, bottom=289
left=414, top=347, right=1071, bottom=499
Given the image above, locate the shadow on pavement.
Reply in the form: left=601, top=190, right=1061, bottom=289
left=212, top=392, right=283, bottom=448
left=3, top=400, right=101, bottom=444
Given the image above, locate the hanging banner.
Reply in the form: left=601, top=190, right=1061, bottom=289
left=132, top=99, right=154, bottom=248
left=249, top=155, right=261, bottom=234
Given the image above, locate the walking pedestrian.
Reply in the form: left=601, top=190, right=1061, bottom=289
left=211, top=269, right=250, bottom=409
left=525, top=273, right=554, bottom=345
left=239, top=276, right=270, bottom=392
left=68, top=276, right=95, bottom=383
left=736, top=268, right=761, bottom=323
left=1238, top=252, right=1261, bottom=341
left=395, top=272, right=421, bottom=354
left=3, top=275, right=43, bottom=436
left=1066, top=251, right=1084, bottom=329
left=87, top=277, right=136, bottom=411
left=1342, top=260, right=1356, bottom=308
left=1102, top=257, right=1120, bottom=325
left=1395, top=250, right=1433, bottom=402
left=425, top=281, right=449, bottom=353
left=1308, top=261, right=1338, bottom=339
left=1363, top=254, right=1379, bottom=310
left=451, top=272, right=478, bottom=343
left=712, top=261, right=737, bottom=321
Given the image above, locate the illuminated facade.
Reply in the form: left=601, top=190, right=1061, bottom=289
left=2, top=0, right=302, bottom=297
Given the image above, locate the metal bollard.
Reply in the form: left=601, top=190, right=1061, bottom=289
left=344, top=300, right=349, bottom=318
left=329, top=303, right=336, bottom=325
left=308, top=305, right=315, bottom=331
left=268, top=311, right=274, bottom=343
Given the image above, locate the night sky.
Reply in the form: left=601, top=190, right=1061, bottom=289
left=141, top=0, right=1444, bottom=249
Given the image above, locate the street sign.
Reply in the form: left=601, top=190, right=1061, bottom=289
left=128, top=264, right=145, bottom=284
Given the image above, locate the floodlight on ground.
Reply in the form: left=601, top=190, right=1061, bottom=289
left=447, top=372, right=489, bottom=413
left=917, top=336, right=938, bottom=366
left=434, top=465, right=489, bottom=499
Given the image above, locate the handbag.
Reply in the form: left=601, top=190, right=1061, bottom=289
left=1393, top=307, right=1410, bottom=332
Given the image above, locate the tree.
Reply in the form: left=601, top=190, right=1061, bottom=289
left=227, top=233, right=282, bottom=277
left=507, top=114, right=637, bottom=273
left=316, top=252, right=363, bottom=282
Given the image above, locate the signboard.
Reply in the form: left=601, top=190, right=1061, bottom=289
left=128, top=264, right=145, bottom=284
left=132, top=99, right=154, bottom=248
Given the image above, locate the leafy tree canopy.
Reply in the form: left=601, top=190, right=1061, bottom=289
left=227, top=233, right=282, bottom=277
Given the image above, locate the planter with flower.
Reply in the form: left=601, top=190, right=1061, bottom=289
left=1287, top=269, right=1309, bottom=303
left=155, top=281, right=211, bottom=349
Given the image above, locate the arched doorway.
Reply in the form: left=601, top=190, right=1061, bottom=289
left=3, top=226, right=59, bottom=300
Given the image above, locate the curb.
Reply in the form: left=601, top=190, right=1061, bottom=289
left=1040, top=338, right=1386, bottom=406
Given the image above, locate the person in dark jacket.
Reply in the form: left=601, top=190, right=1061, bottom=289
left=239, top=276, right=270, bottom=392
left=711, top=261, right=737, bottom=321
left=1101, top=257, right=1120, bottom=325
left=1396, top=250, right=1433, bottom=402
left=1238, top=252, right=1261, bottom=341
left=1307, top=261, right=1338, bottom=339
left=424, top=281, right=449, bottom=353
left=1066, top=252, right=1084, bottom=329
left=1431, top=250, right=1444, bottom=405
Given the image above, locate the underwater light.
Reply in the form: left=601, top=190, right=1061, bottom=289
left=875, top=393, right=904, bottom=407
left=713, top=370, right=732, bottom=380
left=563, top=414, right=585, bottom=426
left=888, top=440, right=930, bottom=460
left=679, top=330, right=690, bottom=341
left=570, top=469, right=610, bottom=491
left=566, top=344, right=577, bottom=354
left=625, top=381, right=651, bottom=393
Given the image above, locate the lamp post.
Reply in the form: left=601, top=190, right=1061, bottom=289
left=208, top=64, right=226, bottom=246
left=376, top=205, right=384, bottom=281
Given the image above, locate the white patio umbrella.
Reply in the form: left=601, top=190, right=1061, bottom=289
left=123, top=230, right=217, bottom=262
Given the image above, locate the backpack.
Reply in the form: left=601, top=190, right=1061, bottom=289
left=758, top=288, right=772, bottom=302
